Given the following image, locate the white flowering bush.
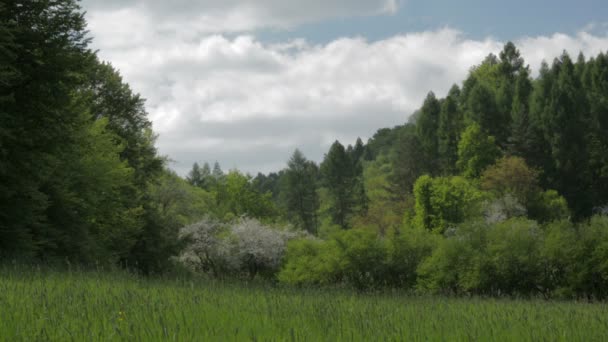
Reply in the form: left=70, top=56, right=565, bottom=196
left=178, top=217, right=308, bottom=279
left=178, top=217, right=237, bottom=277
left=483, top=194, right=527, bottom=224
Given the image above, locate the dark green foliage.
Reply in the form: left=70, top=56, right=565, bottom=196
left=437, top=85, right=463, bottom=174
left=253, top=171, right=284, bottom=201
left=320, top=141, right=357, bottom=229
left=540, top=53, right=591, bottom=218
left=283, top=150, right=320, bottom=233
left=509, top=67, right=534, bottom=156
left=0, top=0, right=94, bottom=257
left=187, top=162, right=204, bottom=187
left=389, top=124, right=429, bottom=201
left=416, top=92, right=441, bottom=169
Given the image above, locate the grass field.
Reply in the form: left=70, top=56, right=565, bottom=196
left=1, top=265, right=607, bottom=341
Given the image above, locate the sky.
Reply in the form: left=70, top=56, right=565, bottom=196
left=80, top=0, right=608, bottom=176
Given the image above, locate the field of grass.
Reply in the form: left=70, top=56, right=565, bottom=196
left=1, top=265, right=608, bottom=341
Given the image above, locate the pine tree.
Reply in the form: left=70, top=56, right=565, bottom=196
left=509, top=67, right=534, bottom=157
left=438, top=85, right=463, bottom=174
left=187, top=163, right=203, bottom=187
left=283, top=150, right=320, bottom=233
left=416, top=92, right=441, bottom=170
left=320, top=141, right=356, bottom=229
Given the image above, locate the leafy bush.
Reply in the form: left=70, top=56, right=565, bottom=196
left=280, top=229, right=387, bottom=289
left=413, top=175, right=485, bottom=233
left=385, top=227, right=438, bottom=288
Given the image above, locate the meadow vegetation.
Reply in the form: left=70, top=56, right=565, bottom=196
left=2, top=265, right=608, bottom=341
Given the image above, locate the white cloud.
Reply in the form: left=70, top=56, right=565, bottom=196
left=84, top=0, right=398, bottom=42
left=82, top=2, right=608, bottom=175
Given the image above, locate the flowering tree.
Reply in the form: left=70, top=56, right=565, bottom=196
left=178, top=217, right=308, bottom=278
left=178, top=217, right=236, bottom=277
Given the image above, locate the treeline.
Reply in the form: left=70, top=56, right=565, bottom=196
left=182, top=44, right=608, bottom=297
left=188, top=43, right=608, bottom=233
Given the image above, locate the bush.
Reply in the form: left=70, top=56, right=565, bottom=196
left=385, top=227, right=438, bottom=288
left=178, top=217, right=305, bottom=279
left=416, top=220, right=490, bottom=294
left=280, top=229, right=388, bottom=289
left=485, top=218, right=542, bottom=295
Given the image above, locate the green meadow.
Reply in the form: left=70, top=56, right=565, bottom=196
left=1, top=266, right=607, bottom=341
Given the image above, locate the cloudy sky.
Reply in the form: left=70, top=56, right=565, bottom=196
left=81, top=0, right=608, bottom=175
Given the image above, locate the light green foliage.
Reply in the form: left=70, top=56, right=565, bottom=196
left=539, top=216, right=608, bottom=298
left=215, top=170, right=278, bottom=221
left=149, top=170, right=214, bottom=227
left=570, top=216, right=608, bottom=297
left=280, top=229, right=386, bottom=289
left=413, top=175, right=484, bottom=233
left=278, top=239, right=341, bottom=285
left=539, top=220, right=580, bottom=297
left=351, top=155, right=403, bottom=235
left=418, top=218, right=543, bottom=295
left=485, top=219, right=542, bottom=294
left=457, top=124, right=501, bottom=178
left=385, top=227, right=439, bottom=288
left=417, top=220, right=490, bottom=293
left=528, top=190, right=570, bottom=223
left=73, top=118, right=143, bottom=261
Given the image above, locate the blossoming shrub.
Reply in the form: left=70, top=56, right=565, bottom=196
left=178, top=217, right=307, bottom=279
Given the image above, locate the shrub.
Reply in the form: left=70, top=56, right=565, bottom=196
left=385, top=227, right=438, bottom=288
left=178, top=217, right=306, bottom=279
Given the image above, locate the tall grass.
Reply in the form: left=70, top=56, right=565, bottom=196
left=1, top=264, right=607, bottom=341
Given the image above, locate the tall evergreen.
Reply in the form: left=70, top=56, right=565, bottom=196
left=283, top=150, right=320, bottom=233
left=389, top=124, right=429, bottom=201
left=416, top=92, right=441, bottom=170
left=187, top=163, right=203, bottom=187
left=509, top=67, right=534, bottom=157
left=437, top=85, right=463, bottom=174
left=543, top=53, right=591, bottom=217
left=320, top=141, right=356, bottom=229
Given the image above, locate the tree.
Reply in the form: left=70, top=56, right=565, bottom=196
left=509, top=67, right=534, bottom=157
left=283, top=150, right=320, bottom=234
left=187, top=162, right=203, bottom=187
left=84, top=58, right=164, bottom=187
left=457, top=124, right=501, bottom=179
left=348, top=138, right=369, bottom=215
left=0, top=0, right=94, bottom=256
left=320, top=141, right=356, bottom=229
left=416, top=92, right=441, bottom=169
left=464, top=83, right=501, bottom=142
left=480, top=156, right=540, bottom=206
left=413, top=175, right=483, bottom=233
left=389, top=124, right=429, bottom=201
left=215, top=170, right=278, bottom=221
left=542, top=53, right=591, bottom=217
left=437, top=85, right=463, bottom=174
